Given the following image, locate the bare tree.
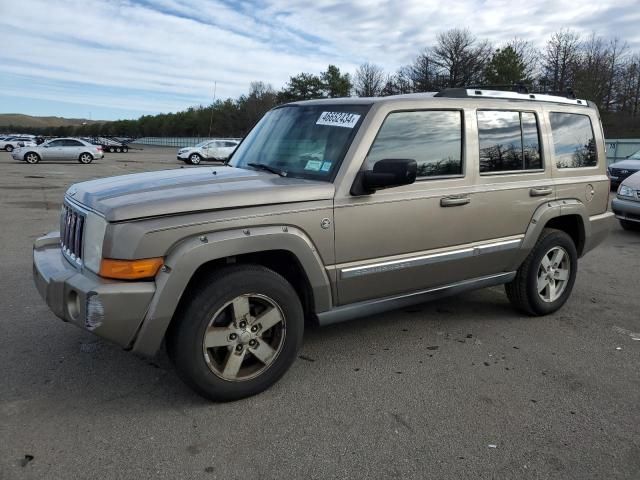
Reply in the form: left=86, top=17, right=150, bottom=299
left=541, top=30, right=581, bottom=92
left=431, top=28, right=493, bottom=87
left=354, top=62, right=386, bottom=97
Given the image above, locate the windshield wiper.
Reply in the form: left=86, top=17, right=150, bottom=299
left=246, top=162, right=288, bottom=177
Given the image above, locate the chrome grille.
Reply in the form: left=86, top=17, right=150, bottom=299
left=61, top=204, right=85, bottom=266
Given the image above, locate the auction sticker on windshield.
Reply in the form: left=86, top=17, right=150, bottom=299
left=316, top=111, right=361, bottom=128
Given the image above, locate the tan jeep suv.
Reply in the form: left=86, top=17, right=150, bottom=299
left=33, top=89, right=614, bottom=401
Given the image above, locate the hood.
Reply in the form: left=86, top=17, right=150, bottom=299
left=67, top=166, right=335, bottom=222
left=621, top=171, right=640, bottom=189
left=609, top=159, right=640, bottom=170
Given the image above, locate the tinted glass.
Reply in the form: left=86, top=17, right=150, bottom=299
left=521, top=112, right=541, bottom=169
left=366, top=110, right=463, bottom=177
left=549, top=113, right=597, bottom=168
left=231, top=104, right=370, bottom=181
left=478, top=111, right=542, bottom=172
left=47, top=140, right=64, bottom=147
left=63, top=140, right=83, bottom=146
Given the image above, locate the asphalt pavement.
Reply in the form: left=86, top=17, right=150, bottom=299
left=1, top=146, right=639, bottom=479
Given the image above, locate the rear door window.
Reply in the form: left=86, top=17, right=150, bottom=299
left=477, top=110, right=542, bottom=173
left=549, top=113, right=597, bottom=168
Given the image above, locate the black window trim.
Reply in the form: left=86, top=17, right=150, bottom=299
left=549, top=111, right=599, bottom=170
left=477, top=108, right=545, bottom=176
left=365, top=108, right=467, bottom=182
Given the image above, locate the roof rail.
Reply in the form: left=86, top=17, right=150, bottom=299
left=435, top=88, right=589, bottom=106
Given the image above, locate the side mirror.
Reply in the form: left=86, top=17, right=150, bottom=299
left=351, top=158, right=417, bottom=195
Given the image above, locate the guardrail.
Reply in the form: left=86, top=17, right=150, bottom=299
left=133, top=137, right=242, bottom=148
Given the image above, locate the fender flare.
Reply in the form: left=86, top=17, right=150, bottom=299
left=131, top=225, right=332, bottom=356
left=509, top=199, right=589, bottom=271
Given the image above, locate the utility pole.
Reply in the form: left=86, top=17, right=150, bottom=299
left=208, top=81, right=217, bottom=138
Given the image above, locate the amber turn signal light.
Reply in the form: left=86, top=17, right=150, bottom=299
left=99, top=257, right=163, bottom=280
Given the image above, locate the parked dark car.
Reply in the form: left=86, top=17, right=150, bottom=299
left=608, top=149, right=640, bottom=189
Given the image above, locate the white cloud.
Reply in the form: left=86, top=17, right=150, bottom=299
left=1, top=0, right=638, bottom=119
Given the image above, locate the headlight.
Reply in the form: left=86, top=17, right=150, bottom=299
left=618, top=185, right=635, bottom=197
left=83, top=212, right=108, bottom=273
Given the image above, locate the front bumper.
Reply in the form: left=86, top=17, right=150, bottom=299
left=612, top=197, right=640, bottom=223
left=177, top=152, right=190, bottom=160
left=33, top=232, right=156, bottom=349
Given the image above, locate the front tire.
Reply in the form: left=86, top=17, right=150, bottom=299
left=505, top=228, right=577, bottom=316
left=78, top=153, right=93, bottom=164
left=167, top=265, right=304, bottom=402
left=24, top=152, right=40, bottom=164
left=188, top=153, right=202, bottom=165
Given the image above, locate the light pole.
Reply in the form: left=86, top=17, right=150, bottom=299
left=208, top=81, right=217, bottom=138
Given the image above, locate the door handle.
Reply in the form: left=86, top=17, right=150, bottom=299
left=529, top=187, right=553, bottom=197
left=440, top=196, right=471, bottom=207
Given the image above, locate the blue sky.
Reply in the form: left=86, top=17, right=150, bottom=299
left=1, top=0, right=639, bottom=121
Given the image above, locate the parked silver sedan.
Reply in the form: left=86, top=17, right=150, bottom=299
left=11, top=138, right=104, bottom=164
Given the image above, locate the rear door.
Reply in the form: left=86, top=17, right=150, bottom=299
left=469, top=107, right=552, bottom=273
left=63, top=139, right=85, bottom=160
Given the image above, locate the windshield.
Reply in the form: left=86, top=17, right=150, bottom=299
left=628, top=150, right=640, bottom=160
left=230, top=104, right=370, bottom=181
left=194, top=140, right=211, bottom=148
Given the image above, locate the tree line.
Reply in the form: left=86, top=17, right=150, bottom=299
left=5, top=28, right=640, bottom=138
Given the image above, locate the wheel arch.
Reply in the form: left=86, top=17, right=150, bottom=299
left=521, top=199, right=589, bottom=258
left=131, top=226, right=331, bottom=357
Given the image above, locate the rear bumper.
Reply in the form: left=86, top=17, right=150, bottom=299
left=33, top=232, right=155, bottom=349
left=584, top=211, right=616, bottom=254
left=612, top=197, right=640, bottom=223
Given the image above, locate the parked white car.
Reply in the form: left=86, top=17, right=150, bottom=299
left=1, top=136, right=36, bottom=152
left=177, top=139, right=240, bottom=165
left=11, top=137, right=104, bottom=164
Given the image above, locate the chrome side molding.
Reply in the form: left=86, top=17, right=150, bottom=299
left=317, top=271, right=516, bottom=326
left=339, top=238, right=522, bottom=279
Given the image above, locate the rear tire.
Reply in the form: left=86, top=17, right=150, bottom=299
left=123, top=146, right=129, bottom=153
left=109, top=146, right=115, bottom=153
left=505, top=228, right=577, bottom=316
left=24, top=152, right=40, bottom=164
left=167, top=265, right=304, bottom=402
left=620, top=219, right=640, bottom=231
left=78, top=153, right=93, bottom=164
left=116, top=147, right=122, bottom=153
left=188, top=153, right=202, bottom=165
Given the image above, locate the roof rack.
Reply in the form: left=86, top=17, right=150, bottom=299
left=435, top=88, right=589, bottom=106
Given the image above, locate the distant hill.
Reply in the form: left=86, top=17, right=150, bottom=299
left=0, top=113, right=107, bottom=128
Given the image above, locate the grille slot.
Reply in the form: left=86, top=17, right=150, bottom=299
left=61, top=204, right=85, bottom=266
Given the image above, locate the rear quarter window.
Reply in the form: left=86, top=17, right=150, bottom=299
left=549, top=112, right=597, bottom=168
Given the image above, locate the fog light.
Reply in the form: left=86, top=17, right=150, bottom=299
left=86, top=293, right=104, bottom=331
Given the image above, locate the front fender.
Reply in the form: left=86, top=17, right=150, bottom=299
left=131, top=225, right=331, bottom=357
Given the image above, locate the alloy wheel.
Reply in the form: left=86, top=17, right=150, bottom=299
left=537, top=246, right=570, bottom=303
left=202, top=293, right=286, bottom=382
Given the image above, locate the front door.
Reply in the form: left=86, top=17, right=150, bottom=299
left=333, top=109, right=480, bottom=305
left=42, top=139, right=65, bottom=160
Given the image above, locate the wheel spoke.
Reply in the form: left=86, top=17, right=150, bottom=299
left=547, top=279, right=557, bottom=301
left=537, top=274, right=549, bottom=293
left=254, top=306, right=283, bottom=332
left=550, top=249, right=565, bottom=267
left=540, top=255, right=551, bottom=271
left=222, top=349, right=247, bottom=379
left=250, top=340, right=277, bottom=365
left=554, top=268, right=569, bottom=281
left=204, top=326, right=234, bottom=348
left=231, top=296, right=250, bottom=323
